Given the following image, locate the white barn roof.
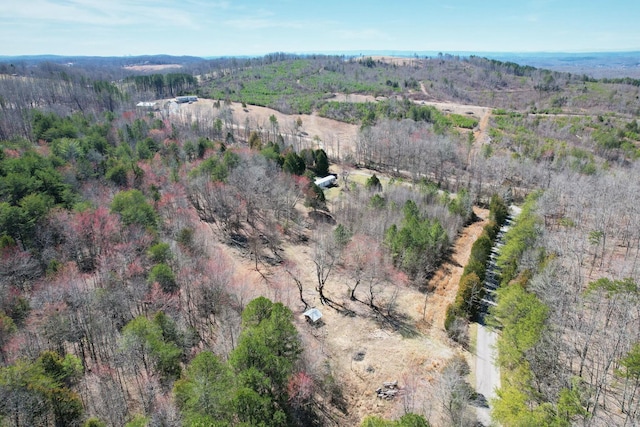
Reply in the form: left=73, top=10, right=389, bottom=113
left=314, top=175, right=336, bottom=189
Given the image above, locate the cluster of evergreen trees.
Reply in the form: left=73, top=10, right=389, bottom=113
left=385, top=199, right=449, bottom=282
left=173, top=297, right=303, bottom=426
left=445, top=195, right=508, bottom=340
left=0, top=351, right=84, bottom=426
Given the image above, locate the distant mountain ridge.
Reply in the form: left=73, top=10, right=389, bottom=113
left=1, top=51, right=639, bottom=78
left=316, top=50, right=640, bottom=78
left=0, top=54, right=205, bottom=67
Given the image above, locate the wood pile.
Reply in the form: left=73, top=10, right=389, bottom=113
left=376, top=380, right=399, bottom=400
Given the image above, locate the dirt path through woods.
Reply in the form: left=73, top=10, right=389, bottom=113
left=420, top=207, right=489, bottom=339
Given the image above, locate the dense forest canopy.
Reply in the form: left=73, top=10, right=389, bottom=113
left=0, top=52, right=639, bottom=426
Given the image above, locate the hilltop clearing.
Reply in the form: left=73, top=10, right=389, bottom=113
left=124, top=64, right=183, bottom=72
left=161, top=92, right=494, bottom=161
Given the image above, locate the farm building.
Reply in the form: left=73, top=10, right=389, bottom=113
left=176, top=95, right=198, bottom=103
left=303, top=308, right=323, bottom=324
left=136, top=101, right=158, bottom=110
left=314, top=175, right=337, bottom=189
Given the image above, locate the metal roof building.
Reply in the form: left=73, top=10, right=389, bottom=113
left=303, top=308, right=323, bottom=323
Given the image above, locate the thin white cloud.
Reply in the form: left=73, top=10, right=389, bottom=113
left=0, top=0, right=223, bottom=29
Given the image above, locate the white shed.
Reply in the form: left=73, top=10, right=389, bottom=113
left=303, top=308, right=323, bottom=323
left=314, top=175, right=336, bottom=189
left=136, top=101, right=158, bottom=110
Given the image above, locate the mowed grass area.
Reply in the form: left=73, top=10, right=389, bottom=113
left=323, top=170, right=398, bottom=202
left=323, top=185, right=342, bottom=201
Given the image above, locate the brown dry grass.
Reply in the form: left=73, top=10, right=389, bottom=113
left=369, top=56, right=425, bottom=68
left=160, top=91, right=493, bottom=161
left=200, top=198, right=488, bottom=424
left=165, top=99, right=360, bottom=158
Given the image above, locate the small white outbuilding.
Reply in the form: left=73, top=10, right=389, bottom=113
left=303, top=308, right=323, bottom=324
left=314, top=175, right=336, bottom=189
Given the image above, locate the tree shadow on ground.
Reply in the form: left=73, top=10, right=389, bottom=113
left=370, top=307, right=420, bottom=338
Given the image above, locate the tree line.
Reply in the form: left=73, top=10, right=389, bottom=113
left=125, top=74, right=197, bottom=99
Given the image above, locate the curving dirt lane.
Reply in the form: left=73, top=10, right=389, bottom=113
left=422, top=207, right=489, bottom=338
left=473, top=108, right=492, bottom=145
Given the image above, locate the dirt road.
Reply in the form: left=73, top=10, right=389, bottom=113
left=422, top=207, right=489, bottom=337
left=476, top=324, right=500, bottom=425
left=475, top=206, right=522, bottom=425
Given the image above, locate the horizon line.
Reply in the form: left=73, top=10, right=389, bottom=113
left=1, top=49, right=640, bottom=60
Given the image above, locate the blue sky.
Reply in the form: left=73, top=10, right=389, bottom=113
left=1, top=0, right=639, bottom=56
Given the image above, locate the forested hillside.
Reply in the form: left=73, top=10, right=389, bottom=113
left=0, top=53, right=639, bottom=426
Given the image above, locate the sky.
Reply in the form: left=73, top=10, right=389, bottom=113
left=1, top=0, right=639, bottom=57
